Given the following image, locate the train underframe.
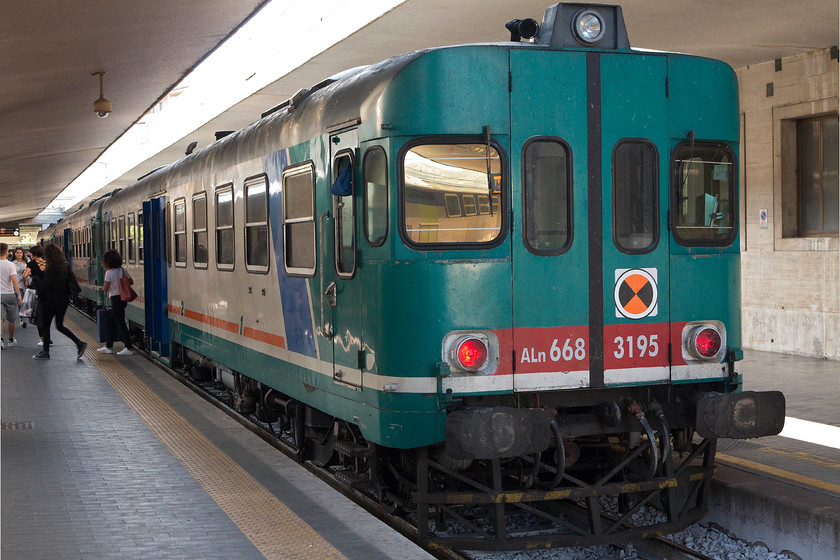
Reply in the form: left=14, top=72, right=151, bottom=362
left=169, top=342, right=772, bottom=550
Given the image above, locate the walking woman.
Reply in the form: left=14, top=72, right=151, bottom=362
left=97, top=249, right=134, bottom=356
left=12, top=248, right=28, bottom=329
left=33, top=244, right=86, bottom=360
left=21, top=245, right=47, bottom=346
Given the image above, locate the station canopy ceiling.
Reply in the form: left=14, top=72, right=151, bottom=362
left=1, top=0, right=837, bottom=224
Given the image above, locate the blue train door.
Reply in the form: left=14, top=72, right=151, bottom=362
left=598, top=53, right=671, bottom=387
left=326, top=129, right=363, bottom=389
left=143, top=197, right=170, bottom=358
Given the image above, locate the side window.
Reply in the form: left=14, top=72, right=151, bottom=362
left=192, top=193, right=208, bottom=268
left=523, top=138, right=572, bottom=254
left=282, top=163, right=316, bottom=276
left=244, top=176, right=269, bottom=272
left=118, top=215, right=126, bottom=258
left=215, top=185, right=235, bottom=269
left=333, top=151, right=356, bottom=277
left=110, top=218, right=117, bottom=250
left=613, top=140, right=658, bottom=253
left=672, top=142, right=736, bottom=246
left=138, top=212, right=144, bottom=262
left=174, top=199, right=187, bottom=266
left=127, top=213, right=136, bottom=263
left=363, top=147, right=388, bottom=246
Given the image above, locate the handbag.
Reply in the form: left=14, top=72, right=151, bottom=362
left=118, top=268, right=137, bottom=302
left=19, top=289, right=37, bottom=318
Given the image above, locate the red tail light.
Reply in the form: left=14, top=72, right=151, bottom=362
left=455, top=337, right=488, bottom=371
left=693, top=328, right=721, bottom=358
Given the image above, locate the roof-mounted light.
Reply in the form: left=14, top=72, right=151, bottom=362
left=572, top=9, right=605, bottom=45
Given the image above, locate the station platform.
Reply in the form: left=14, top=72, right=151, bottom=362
left=710, top=351, right=840, bottom=559
left=0, top=308, right=434, bottom=560
left=2, top=309, right=839, bottom=559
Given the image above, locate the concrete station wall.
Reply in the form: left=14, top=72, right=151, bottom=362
left=737, top=48, right=839, bottom=360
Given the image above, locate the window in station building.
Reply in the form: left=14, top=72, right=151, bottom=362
left=174, top=199, right=187, bottom=266
left=797, top=114, right=838, bottom=237
left=192, top=193, right=208, bottom=268
left=244, top=176, right=269, bottom=271
left=215, top=185, right=235, bottom=269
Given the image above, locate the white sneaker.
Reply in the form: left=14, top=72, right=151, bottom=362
left=7, top=338, right=16, bottom=346
left=37, top=341, right=43, bottom=346
left=117, top=348, right=134, bottom=356
left=97, top=346, right=113, bottom=354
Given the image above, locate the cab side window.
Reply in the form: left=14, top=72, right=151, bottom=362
left=363, top=147, right=388, bottom=246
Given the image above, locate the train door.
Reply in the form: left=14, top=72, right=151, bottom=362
left=143, top=196, right=170, bottom=358
left=326, top=129, right=363, bottom=388
left=598, top=54, right=670, bottom=386
left=63, top=227, right=73, bottom=269
left=509, top=50, right=591, bottom=390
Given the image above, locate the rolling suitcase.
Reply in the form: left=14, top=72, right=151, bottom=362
left=96, top=308, right=110, bottom=343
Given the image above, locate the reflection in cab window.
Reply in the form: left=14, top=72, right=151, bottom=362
left=613, top=140, right=658, bottom=253
left=402, top=143, right=503, bottom=246
left=523, top=139, right=571, bottom=254
left=672, top=143, right=735, bottom=245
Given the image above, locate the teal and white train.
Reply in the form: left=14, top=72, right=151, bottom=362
left=41, top=3, right=785, bottom=549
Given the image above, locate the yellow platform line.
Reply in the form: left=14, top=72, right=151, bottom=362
left=718, top=452, right=840, bottom=495
left=68, top=320, right=347, bottom=560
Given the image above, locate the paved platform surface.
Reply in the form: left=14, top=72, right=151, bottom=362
left=1, top=308, right=434, bottom=560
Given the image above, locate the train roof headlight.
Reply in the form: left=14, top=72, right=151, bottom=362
left=573, top=9, right=605, bottom=45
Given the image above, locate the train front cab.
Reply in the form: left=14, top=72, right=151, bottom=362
left=379, top=4, right=787, bottom=549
